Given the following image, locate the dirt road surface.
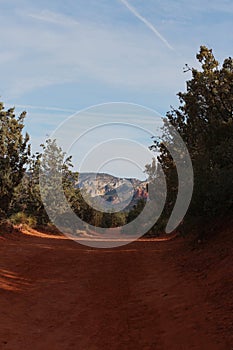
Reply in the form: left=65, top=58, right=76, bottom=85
left=0, top=228, right=232, bottom=349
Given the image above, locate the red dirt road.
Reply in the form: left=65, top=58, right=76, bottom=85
left=0, top=229, right=232, bottom=349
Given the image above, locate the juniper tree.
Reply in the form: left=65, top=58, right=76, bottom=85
left=149, top=46, right=233, bottom=233
left=0, top=102, right=30, bottom=218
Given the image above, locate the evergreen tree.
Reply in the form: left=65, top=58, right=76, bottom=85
left=0, top=102, right=30, bottom=218
left=39, top=139, right=78, bottom=224
left=149, top=46, right=233, bottom=234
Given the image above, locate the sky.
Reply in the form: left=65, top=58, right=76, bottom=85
left=1, top=0, right=233, bottom=179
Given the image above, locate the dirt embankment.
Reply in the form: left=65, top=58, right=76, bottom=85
left=0, top=226, right=232, bottom=350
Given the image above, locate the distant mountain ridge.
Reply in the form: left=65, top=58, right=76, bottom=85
left=76, top=172, right=148, bottom=210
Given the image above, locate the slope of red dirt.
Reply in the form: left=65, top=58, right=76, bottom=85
left=0, top=226, right=232, bottom=349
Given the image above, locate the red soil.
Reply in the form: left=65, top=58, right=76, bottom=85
left=0, top=226, right=232, bottom=349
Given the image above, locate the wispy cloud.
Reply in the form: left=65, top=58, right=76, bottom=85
left=1, top=1, right=231, bottom=105
left=119, top=0, right=174, bottom=51
left=26, top=10, right=79, bottom=27
left=5, top=103, right=76, bottom=113
left=0, top=8, right=184, bottom=98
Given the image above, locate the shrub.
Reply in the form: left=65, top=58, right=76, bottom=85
left=10, top=212, right=37, bottom=228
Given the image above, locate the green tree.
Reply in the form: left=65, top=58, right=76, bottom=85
left=101, top=211, right=127, bottom=228
left=0, top=102, right=30, bottom=218
left=149, top=46, right=233, bottom=235
left=127, top=199, right=146, bottom=224
left=39, top=139, right=78, bottom=224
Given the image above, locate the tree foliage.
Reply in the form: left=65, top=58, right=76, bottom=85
left=149, top=46, right=233, bottom=235
left=0, top=103, right=30, bottom=217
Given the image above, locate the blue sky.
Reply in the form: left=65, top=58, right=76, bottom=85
left=1, top=0, right=233, bottom=178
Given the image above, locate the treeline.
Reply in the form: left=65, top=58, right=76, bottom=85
left=0, top=46, right=233, bottom=237
left=0, top=127, right=130, bottom=230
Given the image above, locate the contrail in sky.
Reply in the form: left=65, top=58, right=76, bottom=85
left=119, top=0, right=174, bottom=51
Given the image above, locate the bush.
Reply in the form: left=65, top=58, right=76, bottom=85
left=10, top=212, right=37, bottom=228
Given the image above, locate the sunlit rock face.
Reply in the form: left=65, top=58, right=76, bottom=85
left=77, top=173, right=148, bottom=210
